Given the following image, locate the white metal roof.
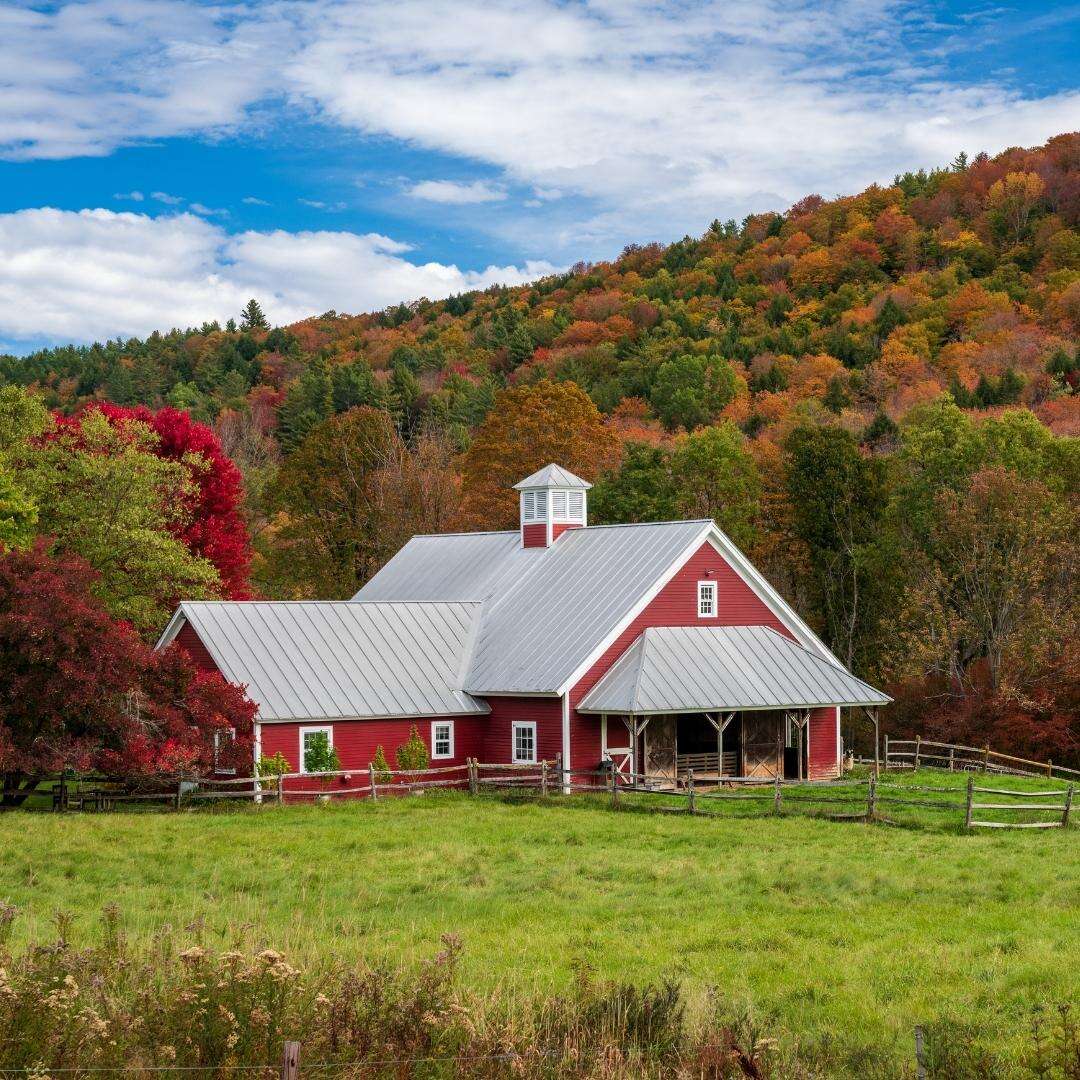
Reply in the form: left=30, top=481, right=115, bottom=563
left=513, top=463, right=592, bottom=490
left=158, top=601, right=489, bottom=722
left=577, top=625, right=891, bottom=714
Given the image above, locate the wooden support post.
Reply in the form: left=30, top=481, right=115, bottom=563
left=281, top=1040, right=300, bottom=1080
left=866, top=772, right=877, bottom=820
left=687, top=769, right=696, bottom=814
left=982, top=744, right=990, bottom=773
left=175, top=780, right=183, bottom=811
left=468, top=758, right=478, bottom=796
left=276, top=773, right=284, bottom=805
left=608, top=764, right=616, bottom=808
left=914, top=734, right=921, bottom=771
left=1047, top=759, right=1053, bottom=779
left=883, top=733, right=889, bottom=773
left=368, top=762, right=378, bottom=801
left=1063, top=784, right=1074, bottom=828
left=773, top=772, right=782, bottom=815
left=796, top=717, right=804, bottom=782
left=964, top=774, right=974, bottom=829
left=554, top=752, right=563, bottom=794
left=540, top=759, right=548, bottom=797
left=949, top=747, right=955, bottom=772
left=914, top=1026, right=926, bottom=1080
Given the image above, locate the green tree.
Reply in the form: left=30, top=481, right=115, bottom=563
left=649, top=354, right=741, bottom=431
left=240, top=299, right=269, bottom=330
left=278, top=361, right=334, bottom=450
left=670, top=424, right=760, bottom=549
left=395, top=725, right=430, bottom=771
left=784, top=424, right=892, bottom=672
left=590, top=444, right=678, bottom=525
left=507, top=324, right=535, bottom=368
left=14, top=409, right=219, bottom=632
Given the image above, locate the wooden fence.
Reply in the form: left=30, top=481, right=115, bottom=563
left=884, top=736, right=1080, bottom=782
left=47, top=757, right=1075, bottom=831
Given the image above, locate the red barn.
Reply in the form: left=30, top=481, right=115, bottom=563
left=157, top=464, right=888, bottom=786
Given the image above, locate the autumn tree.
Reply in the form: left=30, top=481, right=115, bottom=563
left=0, top=542, right=254, bottom=805
left=15, top=406, right=220, bottom=632
left=649, top=353, right=742, bottom=431
left=458, top=379, right=619, bottom=530
left=985, top=171, right=1045, bottom=245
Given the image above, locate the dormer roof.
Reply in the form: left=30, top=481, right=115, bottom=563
left=513, top=463, right=592, bottom=490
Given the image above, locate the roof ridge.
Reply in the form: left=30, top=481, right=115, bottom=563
left=182, top=599, right=482, bottom=606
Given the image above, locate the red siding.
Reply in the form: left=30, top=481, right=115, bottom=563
left=551, top=523, right=581, bottom=542
left=522, top=523, right=547, bottom=548
left=175, top=621, right=219, bottom=674
left=261, top=716, right=486, bottom=781
left=569, top=540, right=795, bottom=771
left=808, top=707, right=839, bottom=779
left=482, top=696, right=563, bottom=764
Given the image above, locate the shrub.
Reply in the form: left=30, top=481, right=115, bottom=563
left=371, top=745, right=392, bottom=784
left=301, top=731, right=340, bottom=775
left=395, top=725, right=429, bottom=772
left=256, top=751, right=291, bottom=790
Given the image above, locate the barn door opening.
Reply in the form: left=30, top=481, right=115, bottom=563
left=644, top=715, right=677, bottom=787
left=741, top=710, right=782, bottom=778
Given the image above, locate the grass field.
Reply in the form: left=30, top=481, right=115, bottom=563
left=2, top=770, right=1077, bottom=1067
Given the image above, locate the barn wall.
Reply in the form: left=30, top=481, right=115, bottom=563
left=260, top=716, right=487, bottom=783
left=482, top=696, right=563, bottom=764
left=551, top=523, right=581, bottom=542
left=807, top=707, right=840, bottom=779
left=569, top=540, right=797, bottom=771
left=521, top=524, right=547, bottom=548
left=174, top=621, right=219, bottom=674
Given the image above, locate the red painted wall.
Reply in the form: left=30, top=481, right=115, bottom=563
left=261, top=716, right=487, bottom=781
left=551, top=523, right=581, bottom=542
left=522, top=523, right=547, bottom=548
left=482, top=696, right=563, bottom=764
left=569, top=540, right=795, bottom=771
left=175, top=621, right=219, bottom=674
left=807, top=707, right=839, bottom=779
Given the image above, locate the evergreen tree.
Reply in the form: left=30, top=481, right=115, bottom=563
left=240, top=299, right=269, bottom=331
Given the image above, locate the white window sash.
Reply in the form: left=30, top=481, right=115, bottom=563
left=512, top=721, right=537, bottom=764
left=431, top=720, right=455, bottom=760
left=697, top=581, right=717, bottom=618
left=299, top=725, right=334, bottom=774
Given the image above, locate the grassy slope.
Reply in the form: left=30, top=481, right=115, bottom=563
left=3, top=776, right=1077, bottom=1059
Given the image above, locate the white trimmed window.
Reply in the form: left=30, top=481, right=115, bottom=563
left=512, top=721, right=537, bottom=764
left=522, top=491, right=536, bottom=521
left=535, top=490, right=548, bottom=518
left=568, top=490, right=584, bottom=521
left=551, top=490, right=568, bottom=518
left=431, top=720, right=455, bottom=760
left=213, top=727, right=236, bottom=775
left=697, top=580, right=717, bottom=618
left=300, top=725, right=334, bottom=773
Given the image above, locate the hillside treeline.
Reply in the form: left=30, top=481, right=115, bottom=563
left=1, top=135, right=1077, bottom=763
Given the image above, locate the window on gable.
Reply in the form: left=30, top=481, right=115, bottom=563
left=431, top=720, right=454, bottom=760
left=512, top=721, right=537, bottom=764
left=697, top=580, right=717, bottom=618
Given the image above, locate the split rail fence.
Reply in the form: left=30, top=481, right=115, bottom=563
left=884, top=736, right=1080, bottom=782
left=47, top=757, right=1075, bottom=831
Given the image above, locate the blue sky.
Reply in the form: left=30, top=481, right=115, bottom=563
left=0, top=0, right=1077, bottom=352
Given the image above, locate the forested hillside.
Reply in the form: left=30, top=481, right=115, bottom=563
left=1, top=134, right=1077, bottom=766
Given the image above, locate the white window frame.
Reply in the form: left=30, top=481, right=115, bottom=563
left=512, top=721, right=537, bottom=764
left=697, top=580, right=718, bottom=618
left=431, top=720, right=455, bottom=760
left=551, top=490, right=568, bottom=519
left=522, top=490, right=536, bottom=521
left=299, top=725, right=334, bottom=774
left=568, top=490, right=584, bottom=522
left=213, top=726, right=237, bottom=775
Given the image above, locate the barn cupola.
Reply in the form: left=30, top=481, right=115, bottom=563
left=514, top=464, right=591, bottom=548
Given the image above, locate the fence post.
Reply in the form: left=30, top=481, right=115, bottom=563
left=773, top=772, right=782, bottom=815
left=914, top=735, right=921, bottom=771
left=982, top=744, right=990, bottom=773
left=883, top=734, right=889, bottom=772
left=468, top=758, right=478, bottom=796
left=866, top=772, right=877, bottom=821
left=948, top=747, right=954, bottom=772
left=687, top=769, right=696, bottom=815
left=540, top=760, right=548, bottom=797
left=914, top=1026, right=926, bottom=1080
left=964, top=774, right=974, bottom=829
left=175, top=780, right=183, bottom=811
left=1063, top=784, right=1074, bottom=828
left=555, top=752, right=563, bottom=794
left=1047, top=759, right=1053, bottom=779
left=281, top=1040, right=300, bottom=1080
left=276, top=773, right=284, bottom=805
left=368, top=762, right=378, bottom=801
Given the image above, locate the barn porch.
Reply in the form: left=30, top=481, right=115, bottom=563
left=577, top=625, right=891, bottom=785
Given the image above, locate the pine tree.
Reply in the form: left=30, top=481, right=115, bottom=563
left=239, top=299, right=268, bottom=330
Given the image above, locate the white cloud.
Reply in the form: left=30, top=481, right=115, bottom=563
left=0, top=208, right=557, bottom=346
left=113, top=190, right=144, bottom=201
left=242, top=196, right=271, bottom=206
left=188, top=202, right=229, bottom=217
left=1, top=0, right=1077, bottom=253
left=151, top=191, right=184, bottom=205
left=298, top=198, right=347, bottom=211
left=407, top=179, right=507, bottom=204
